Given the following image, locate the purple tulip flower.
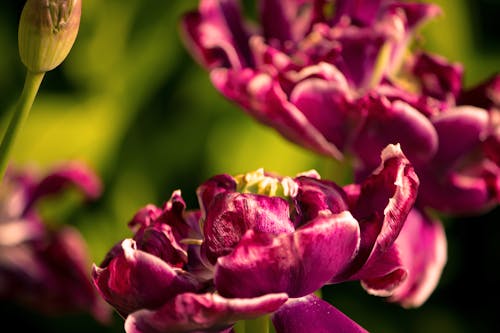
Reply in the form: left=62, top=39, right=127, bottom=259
left=180, top=0, right=500, bottom=212
left=181, top=0, right=440, bottom=158
left=92, top=144, right=419, bottom=332
left=0, top=162, right=111, bottom=323
left=180, top=0, right=500, bottom=308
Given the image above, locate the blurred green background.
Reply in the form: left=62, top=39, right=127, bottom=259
left=0, top=0, right=499, bottom=332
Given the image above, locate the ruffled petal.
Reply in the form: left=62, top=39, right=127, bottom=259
left=272, top=294, right=368, bottom=333
left=25, top=162, right=102, bottom=211
left=485, top=137, right=500, bottom=170
left=128, top=204, right=163, bottom=231
left=290, top=75, right=359, bottom=151
left=354, top=144, right=419, bottom=253
left=259, top=0, right=314, bottom=43
left=180, top=0, right=252, bottom=69
left=390, top=208, right=447, bottom=308
left=92, top=239, right=200, bottom=316
left=417, top=106, right=498, bottom=213
left=196, top=173, right=237, bottom=218
left=351, top=98, right=438, bottom=171
left=0, top=226, right=111, bottom=323
left=431, top=106, right=489, bottom=168
left=215, top=211, right=360, bottom=298
left=334, top=25, right=393, bottom=91
left=386, top=2, right=442, bottom=31
left=339, top=144, right=419, bottom=283
left=211, top=67, right=344, bottom=158
left=128, top=192, right=192, bottom=267
left=411, top=52, right=463, bottom=102
left=0, top=218, right=44, bottom=245
left=202, top=192, right=294, bottom=263
left=293, top=176, right=349, bottom=224
left=420, top=164, right=500, bottom=214
left=156, top=191, right=191, bottom=241
left=458, top=73, right=500, bottom=109
left=124, top=292, right=288, bottom=333
left=42, top=227, right=112, bottom=323
left=133, top=224, right=188, bottom=268
left=332, top=0, right=383, bottom=26
left=357, top=243, right=407, bottom=296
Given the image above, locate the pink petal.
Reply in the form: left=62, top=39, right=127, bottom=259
left=92, top=239, right=200, bottom=316
left=390, top=208, right=447, bottom=308
left=210, top=67, right=344, bottom=159
left=215, top=211, right=360, bottom=298
left=180, top=0, right=252, bottom=69
left=26, top=162, right=102, bottom=210
left=202, top=192, right=294, bottom=263
left=272, top=294, right=368, bottom=333
left=337, top=144, right=419, bottom=290
left=124, top=292, right=288, bottom=333
left=351, top=99, right=438, bottom=171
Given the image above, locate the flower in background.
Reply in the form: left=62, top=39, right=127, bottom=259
left=180, top=0, right=499, bottom=217
left=180, top=0, right=441, bottom=159
left=92, top=144, right=434, bottom=332
left=0, top=162, right=111, bottom=324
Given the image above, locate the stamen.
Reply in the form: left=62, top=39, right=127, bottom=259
left=180, top=238, right=203, bottom=245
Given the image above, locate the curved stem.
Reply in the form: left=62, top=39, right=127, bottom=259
left=0, top=70, right=44, bottom=182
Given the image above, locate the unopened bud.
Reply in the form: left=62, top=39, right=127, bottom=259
left=18, top=0, right=81, bottom=73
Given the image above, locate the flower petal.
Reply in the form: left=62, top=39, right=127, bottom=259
left=416, top=106, right=498, bottom=213
left=412, top=52, right=463, bottom=101
left=180, top=0, right=252, bottom=69
left=418, top=163, right=500, bottom=214
left=357, top=243, right=407, bottom=296
left=351, top=98, right=438, bottom=171
left=215, top=211, right=360, bottom=298
left=124, top=292, right=288, bottom=333
left=133, top=224, right=188, bottom=268
left=156, top=191, right=192, bottom=242
left=92, top=239, right=200, bottom=316
left=202, top=192, right=294, bottom=263
left=334, top=25, right=392, bottom=91
left=430, top=106, right=489, bottom=167
left=271, top=294, right=368, bottom=333
left=26, top=162, right=102, bottom=211
left=333, top=0, right=383, bottom=26
left=484, top=126, right=500, bottom=166
left=293, top=176, right=349, bottom=225
left=196, top=174, right=237, bottom=218
left=181, top=0, right=252, bottom=68
left=339, top=144, right=419, bottom=282
left=458, top=73, right=500, bottom=109
left=259, top=0, right=313, bottom=43
left=290, top=76, right=359, bottom=152
left=128, top=204, right=163, bottom=231
left=353, top=144, right=419, bottom=254
left=0, top=226, right=112, bottom=323
left=390, top=208, right=447, bottom=308
left=210, top=67, right=344, bottom=158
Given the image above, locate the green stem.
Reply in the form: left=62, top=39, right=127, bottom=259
left=315, top=288, right=323, bottom=299
left=0, top=70, right=44, bottom=182
left=244, top=315, right=270, bottom=333
left=233, top=320, right=245, bottom=333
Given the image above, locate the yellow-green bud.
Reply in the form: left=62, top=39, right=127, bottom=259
left=18, top=0, right=81, bottom=73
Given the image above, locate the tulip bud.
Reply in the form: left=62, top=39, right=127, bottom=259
left=18, top=0, right=81, bottom=73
